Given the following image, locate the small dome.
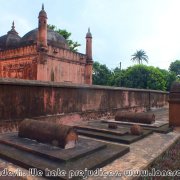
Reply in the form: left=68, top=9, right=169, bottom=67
left=86, top=28, right=92, bottom=38
left=38, top=4, right=47, bottom=18
left=0, top=22, right=21, bottom=50
left=20, top=28, right=69, bottom=49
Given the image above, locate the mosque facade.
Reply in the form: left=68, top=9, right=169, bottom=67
left=0, top=5, right=93, bottom=84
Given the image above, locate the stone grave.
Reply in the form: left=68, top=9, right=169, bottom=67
left=75, top=121, right=153, bottom=144
left=0, top=119, right=129, bottom=179
left=101, top=109, right=173, bottom=134
left=75, top=109, right=173, bottom=144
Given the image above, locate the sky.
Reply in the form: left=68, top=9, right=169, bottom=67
left=0, top=0, right=180, bottom=70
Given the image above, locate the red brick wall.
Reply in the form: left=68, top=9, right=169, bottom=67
left=37, top=58, right=86, bottom=83
left=0, top=45, right=92, bottom=84
left=0, top=45, right=38, bottom=80
left=36, top=45, right=88, bottom=84
left=0, top=78, right=168, bottom=122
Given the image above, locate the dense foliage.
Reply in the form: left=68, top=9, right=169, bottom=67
left=169, top=60, right=180, bottom=75
left=93, top=62, right=177, bottom=91
left=157, top=68, right=177, bottom=91
left=48, top=24, right=80, bottom=52
left=112, top=65, right=167, bottom=91
left=93, top=61, right=112, bottom=85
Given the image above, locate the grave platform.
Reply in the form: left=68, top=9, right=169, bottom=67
left=74, top=108, right=172, bottom=143
left=0, top=132, right=129, bottom=179
left=101, top=120, right=173, bottom=134
left=75, top=122, right=153, bottom=144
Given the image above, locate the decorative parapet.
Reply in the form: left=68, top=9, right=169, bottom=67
left=47, top=45, right=86, bottom=64
left=0, top=44, right=37, bottom=60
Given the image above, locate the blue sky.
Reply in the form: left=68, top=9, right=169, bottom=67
left=0, top=0, right=180, bottom=70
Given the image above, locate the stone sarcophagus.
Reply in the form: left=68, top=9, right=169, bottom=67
left=115, top=112, right=155, bottom=124
left=169, top=82, right=180, bottom=126
left=18, top=119, right=78, bottom=149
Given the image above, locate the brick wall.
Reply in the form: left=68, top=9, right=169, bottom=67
left=0, top=78, right=168, bottom=123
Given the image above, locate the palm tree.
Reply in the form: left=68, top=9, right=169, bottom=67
left=131, top=50, right=148, bottom=64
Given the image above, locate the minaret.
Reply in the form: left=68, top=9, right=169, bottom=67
left=38, top=4, right=47, bottom=49
left=85, top=28, right=93, bottom=84
left=86, top=27, right=92, bottom=60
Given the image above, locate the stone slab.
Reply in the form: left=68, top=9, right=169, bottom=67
left=0, top=133, right=107, bottom=162
left=75, top=122, right=129, bottom=136
left=143, top=124, right=173, bottom=133
left=100, top=120, right=172, bottom=134
left=0, top=133, right=129, bottom=179
left=76, top=127, right=153, bottom=144
left=101, top=119, right=168, bottom=128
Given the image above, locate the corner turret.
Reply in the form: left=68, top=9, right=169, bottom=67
left=37, top=4, right=48, bottom=50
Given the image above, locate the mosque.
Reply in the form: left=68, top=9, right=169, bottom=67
left=0, top=5, right=93, bottom=84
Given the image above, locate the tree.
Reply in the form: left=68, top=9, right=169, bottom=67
left=131, top=50, right=148, bottom=64
left=92, top=60, right=174, bottom=91
left=48, top=24, right=81, bottom=52
left=176, top=75, right=180, bottom=82
left=119, top=65, right=166, bottom=91
left=93, top=61, right=112, bottom=85
left=157, top=68, right=176, bottom=91
left=169, top=60, right=180, bottom=75
left=108, top=67, right=125, bottom=87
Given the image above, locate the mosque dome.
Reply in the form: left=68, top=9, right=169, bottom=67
left=0, top=22, right=21, bottom=50
left=20, top=28, right=69, bottom=49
